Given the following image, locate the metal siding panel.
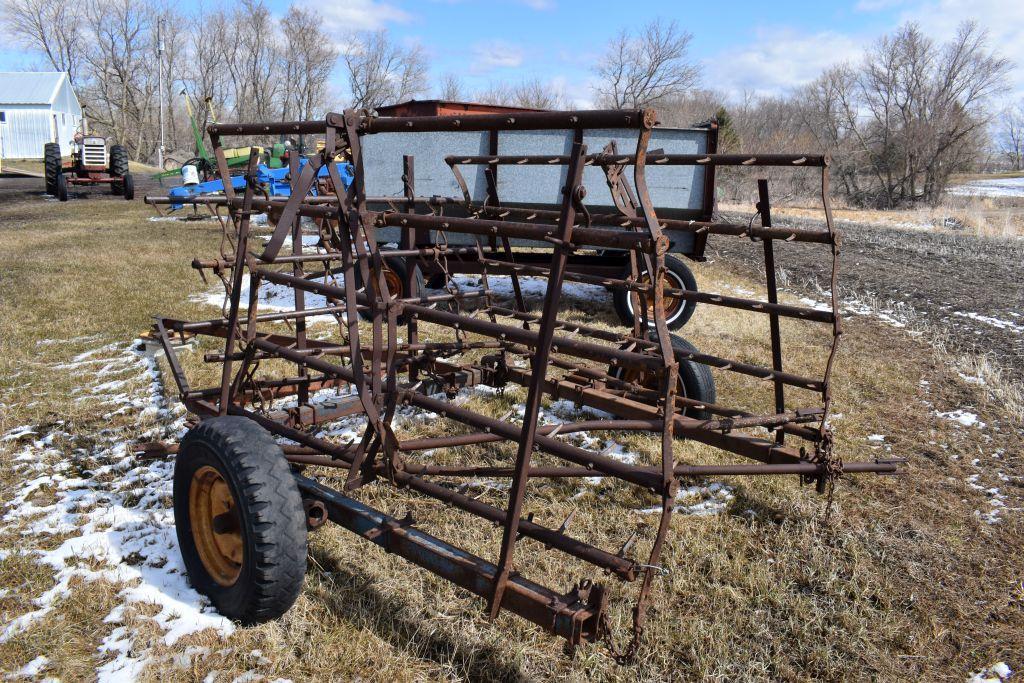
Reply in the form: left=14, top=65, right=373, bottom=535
left=0, top=72, right=65, bottom=105
left=1, top=108, right=53, bottom=158
left=361, top=130, right=490, bottom=200
left=362, top=126, right=708, bottom=252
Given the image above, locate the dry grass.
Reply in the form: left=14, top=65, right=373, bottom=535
left=1, top=195, right=1022, bottom=681
left=722, top=195, right=1024, bottom=239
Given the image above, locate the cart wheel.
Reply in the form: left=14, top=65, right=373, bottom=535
left=122, top=173, right=135, bottom=200
left=613, top=255, right=697, bottom=330
left=609, top=332, right=716, bottom=419
left=174, top=416, right=307, bottom=625
left=356, top=257, right=423, bottom=324
left=56, top=173, right=68, bottom=202
left=44, top=143, right=61, bottom=195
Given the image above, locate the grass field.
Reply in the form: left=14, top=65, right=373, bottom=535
left=0, top=191, right=1021, bottom=681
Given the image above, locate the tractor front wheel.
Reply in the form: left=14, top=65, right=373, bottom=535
left=121, top=173, right=135, bottom=200
left=44, top=143, right=61, bottom=196
left=174, top=416, right=307, bottom=624
left=55, top=172, right=68, bottom=202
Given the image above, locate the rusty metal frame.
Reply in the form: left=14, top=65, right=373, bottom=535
left=145, top=108, right=898, bottom=658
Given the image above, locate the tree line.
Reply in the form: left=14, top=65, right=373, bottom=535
left=3, top=0, right=1014, bottom=206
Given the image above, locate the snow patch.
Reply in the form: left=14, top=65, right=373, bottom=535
left=637, top=482, right=735, bottom=517
left=935, top=409, right=986, bottom=429
left=947, top=176, right=1024, bottom=197
left=968, top=661, right=1013, bottom=682
left=0, top=339, right=235, bottom=679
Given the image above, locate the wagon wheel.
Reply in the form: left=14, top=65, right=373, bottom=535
left=613, top=255, right=698, bottom=330
left=356, top=257, right=424, bottom=325
left=609, top=332, right=716, bottom=419
left=174, top=417, right=307, bottom=624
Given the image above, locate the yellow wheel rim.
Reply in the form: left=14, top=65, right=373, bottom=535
left=189, top=465, right=243, bottom=586
left=636, top=273, right=683, bottom=319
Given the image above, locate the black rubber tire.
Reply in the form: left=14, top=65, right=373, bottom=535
left=613, top=255, right=698, bottom=331
left=122, top=173, right=134, bottom=200
left=610, top=332, right=716, bottom=419
left=356, top=256, right=424, bottom=324
left=55, top=172, right=68, bottom=202
left=109, top=145, right=128, bottom=195
left=44, top=143, right=61, bottom=195
left=174, top=416, right=307, bottom=625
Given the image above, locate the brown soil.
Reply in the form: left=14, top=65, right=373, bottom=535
left=711, top=211, right=1024, bottom=386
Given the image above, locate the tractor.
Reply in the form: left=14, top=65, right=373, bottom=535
left=44, top=133, right=134, bottom=202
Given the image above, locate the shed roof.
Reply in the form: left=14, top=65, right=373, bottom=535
left=0, top=71, right=68, bottom=105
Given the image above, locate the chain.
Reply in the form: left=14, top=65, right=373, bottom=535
left=815, top=432, right=844, bottom=519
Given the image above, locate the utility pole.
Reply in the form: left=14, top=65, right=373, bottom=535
left=157, top=18, right=165, bottom=169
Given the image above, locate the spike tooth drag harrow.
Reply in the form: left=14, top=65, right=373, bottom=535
left=145, top=108, right=899, bottom=656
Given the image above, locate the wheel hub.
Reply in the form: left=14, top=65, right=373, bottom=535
left=189, top=465, right=243, bottom=586
left=634, top=272, right=683, bottom=318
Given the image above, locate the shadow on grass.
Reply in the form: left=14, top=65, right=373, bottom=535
left=307, top=544, right=527, bottom=682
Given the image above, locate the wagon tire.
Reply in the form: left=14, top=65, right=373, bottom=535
left=356, top=256, right=423, bottom=324
left=174, top=416, right=307, bottom=625
left=55, top=172, right=68, bottom=202
left=610, top=332, right=716, bottom=419
left=44, top=143, right=61, bottom=195
left=613, top=255, right=698, bottom=330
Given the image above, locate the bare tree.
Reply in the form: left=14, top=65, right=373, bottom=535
left=280, top=6, right=338, bottom=121
left=343, top=30, right=428, bottom=110
left=1, top=0, right=84, bottom=83
left=81, top=0, right=157, bottom=156
left=183, top=9, right=233, bottom=152
left=476, top=78, right=568, bottom=109
left=437, top=73, right=465, bottom=101
left=229, top=0, right=281, bottom=121
left=999, top=103, right=1024, bottom=171
left=593, top=20, right=698, bottom=109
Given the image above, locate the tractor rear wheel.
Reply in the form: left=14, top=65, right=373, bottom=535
left=55, top=172, right=68, bottom=202
left=174, top=416, right=307, bottom=625
left=109, top=145, right=129, bottom=195
left=44, top=143, right=61, bottom=196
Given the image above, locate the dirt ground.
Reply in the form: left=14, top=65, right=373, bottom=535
left=713, top=209, right=1024, bottom=390
left=0, top=176, right=1022, bottom=682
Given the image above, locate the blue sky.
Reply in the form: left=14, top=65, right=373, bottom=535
left=2, top=0, right=1022, bottom=105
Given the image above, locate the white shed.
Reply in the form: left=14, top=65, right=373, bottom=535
left=0, top=72, right=82, bottom=159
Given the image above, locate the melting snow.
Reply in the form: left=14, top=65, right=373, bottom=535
left=968, top=661, right=1013, bottom=682
left=947, top=176, right=1024, bottom=197
left=0, top=339, right=235, bottom=680
left=935, top=409, right=986, bottom=429
left=952, top=311, right=1024, bottom=334
left=636, top=482, right=736, bottom=517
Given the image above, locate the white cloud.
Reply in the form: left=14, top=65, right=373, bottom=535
left=703, top=27, right=864, bottom=98
left=470, top=40, right=526, bottom=74
left=320, top=0, right=412, bottom=32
